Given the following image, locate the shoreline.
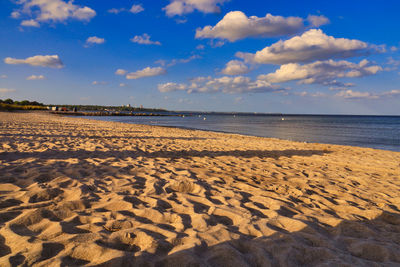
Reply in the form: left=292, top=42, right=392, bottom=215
left=78, top=113, right=400, bottom=153
left=1, top=111, right=399, bottom=266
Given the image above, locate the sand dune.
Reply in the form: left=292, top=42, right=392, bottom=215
left=0, top=112, right=399, bottom=266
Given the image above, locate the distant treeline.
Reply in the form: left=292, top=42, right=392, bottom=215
left=47, top=104, right=167, bottom=112
left=0, top=98, right=44, bottom=106
left=0, top=98, right=47, bottom=111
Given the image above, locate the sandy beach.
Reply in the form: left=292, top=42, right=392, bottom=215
left=0, top=111, right=399, bottom=266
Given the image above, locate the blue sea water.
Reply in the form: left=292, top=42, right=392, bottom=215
left=83, top=114, right=400, bottom=152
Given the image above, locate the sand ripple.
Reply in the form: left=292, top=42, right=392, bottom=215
left=0, top=112, right=399, bottom=266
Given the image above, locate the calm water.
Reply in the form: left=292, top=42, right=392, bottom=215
left=84, top=114, right=400, bottom=152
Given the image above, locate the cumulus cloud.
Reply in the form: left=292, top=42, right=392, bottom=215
left=158, top=82, right=187, bottom=93
left=130, top=4, right=144, bottom=13
left=130, top=34, right=161, bottom=45
left=4, top=55, right=63, bottom=68
left=20, top=19, right=40, bottom=27
left=0, top=75, right=7, bottom=79
left=115, top=69, right=127, bottom=75
left=12, top=0, right=96, bottom=24
left=126, top=67, right=166, bottom=79
left=196, top=11, right=329, bottom=42
left=158, top=75, right=285, bottom=94
left=221, top=60, right=249, bottom=75
left=307, top=15, right=330, bottom=27
left=85, top=36, right=105, bottom=46
left=259, top=59, right=382, bottom=85
left=237, top=29, right=373, bottom=64
left=26, top=74, right=45, bottom=80
left=11, top=11, right=21, bottom=19
left=108, top=4, right=144, bottom=14
left=164, top=0, right=228, bottom=16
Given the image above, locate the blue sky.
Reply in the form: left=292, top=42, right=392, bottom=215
left=0, top=0, right=399, bottom=114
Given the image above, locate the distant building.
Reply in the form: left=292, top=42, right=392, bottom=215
left=126, top=104, right=131, bottom=107
left=140, top=105, right=143, bottom=109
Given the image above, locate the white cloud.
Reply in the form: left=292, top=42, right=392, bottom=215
left=0, top=75, right=7, bottom=79
left=295, top=88, right=400, bottom=100
left=157, top=55, right=201, bottom=67
left=307, top=15, right=330, bottom=27
left=108, top=4, right=144, bottom=14
left=20, top=19, right=40, bottom=27
left=92, top=81, right=107, bottom=85
left=4, top=55, right=63, bottom=68
left=0, top=88, right=16, bottom=94
left=209, top=40, right=225, bottom=48
left=237, top=29, right=373, bottom=64
left=259, top=59, right=382, bottom=85
left=335, top=89, right=400, bottom=99
left=11, top=11, right=21, bottom=19
left=158, top=82, right=187, bottom=93
left=295, top=91, right=327, bottom=98
left=108, top=8, right=125, bottom=14
left=323, top=80, right=355, bottom=87
left=164, top=0, right=228, bottom=16
left=196, top=44, right=205, bottom=50
left=85, top=36, right=105, bottom=46
left=196, top=11, right=329, bottom=42
left=119, top=83, right=127, bottom=87
left=221, top=60, right=249, bottom=75
left=381, top=89, right=400, bottom=96
left=130, top=4, right=144, bottom=14
left=115, top=69, right=127, bottom=75
left=175, top=18, right=187, bottom=24
left=385, top=57, right=400, bottom=71
left=158, top=75, right=285, bottom=94
left=329, top=84, right=355, bottom=91
left=13, top=0, right=96, bottom=23
left=335, top=90, right=378, bottom=99
left=126, top=67, right=166, bottom=79
left=130, top=34, right=161, bottom=45
left=26, top=74, right=45, bottom=80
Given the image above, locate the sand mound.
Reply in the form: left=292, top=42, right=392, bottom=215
left=0, top=112, right=399, bottom=266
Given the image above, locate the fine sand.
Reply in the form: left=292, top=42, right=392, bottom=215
left=0, top=111, right=399, bottom=266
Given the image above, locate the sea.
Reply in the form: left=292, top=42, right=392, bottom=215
left=82, top=114, right=400, bottom=152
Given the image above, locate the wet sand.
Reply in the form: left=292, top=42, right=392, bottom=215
left=0, top=111, right=399, bottom=266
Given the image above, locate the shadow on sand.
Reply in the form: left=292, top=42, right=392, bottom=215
left=88, top=211, right=400, bottom=266
left=0, top=148, right=330, bottom=162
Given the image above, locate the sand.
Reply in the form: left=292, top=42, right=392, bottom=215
left=0, top=111, right=399, bottom=266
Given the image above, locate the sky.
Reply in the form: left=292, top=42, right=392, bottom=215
left=0, top=0, right=400, bottom=114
